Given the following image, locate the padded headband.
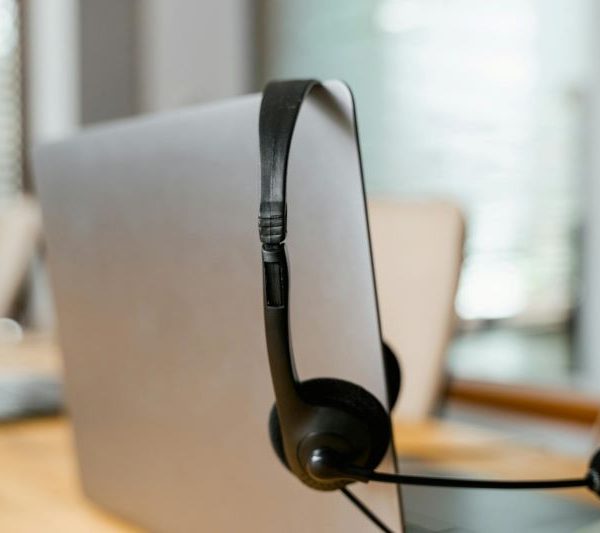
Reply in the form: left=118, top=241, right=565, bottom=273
left=258, top=79, right=320, bottom=245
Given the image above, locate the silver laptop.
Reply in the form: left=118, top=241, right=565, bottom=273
left=34, top=81, right=405, bottom=532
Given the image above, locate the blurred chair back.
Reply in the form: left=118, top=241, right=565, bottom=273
left=368, top=199, right=464, bottom=420
left=0, top=195, right=42, bottom=318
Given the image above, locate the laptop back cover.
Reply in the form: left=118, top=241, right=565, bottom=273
left=34, top=81, right=404, bottom=532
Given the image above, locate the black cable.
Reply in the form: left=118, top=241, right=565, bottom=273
left=340, top=470, right=592, bottom=533
left=346, top=465, right=590, bottom=490
left=340, top=473, right=590, bottom=533
left=341, top=487, right=394, bottom=533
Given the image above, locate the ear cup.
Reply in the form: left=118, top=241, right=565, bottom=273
left=268, top=377, right=391, bottom=472
left=382, top=342, right=401, bottom=410
left=269, top=404, right=288, bottom=467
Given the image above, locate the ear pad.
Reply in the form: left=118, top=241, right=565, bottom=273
left=269, top=404, right=288, bottom=467
left=268, top=377, right=391, bottom=473
left=382, top=342, right=401, bottom=410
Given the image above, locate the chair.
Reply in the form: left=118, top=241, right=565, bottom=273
left=0, top=195, right=42, bottom=318
left=368, top=199, right=464, bottom=420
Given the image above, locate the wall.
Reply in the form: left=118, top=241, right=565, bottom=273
left=136, top=0, right=254, bottom=113
left=29, top=0, right=255, bottom=129
left=79, top=0, right=137, bottom=124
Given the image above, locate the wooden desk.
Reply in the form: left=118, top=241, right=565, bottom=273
left=0, top=337, right=598, bottom=530
left=0, top=417, right=597, bottom=532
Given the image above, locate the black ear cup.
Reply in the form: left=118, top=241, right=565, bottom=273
left=269, top=346, right=401, bottom=469
left=588, top=449, right=600, bottom=496
left=268, top=377, right=391, bottom=474
left=382, top=342, right=401, bottom=410
left=268, top=404, right=288, bottom=467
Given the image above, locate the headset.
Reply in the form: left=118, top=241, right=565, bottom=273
left=258, top=79, right=600, bottom=530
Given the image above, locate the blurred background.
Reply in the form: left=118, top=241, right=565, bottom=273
left=3, top=0, right=600, bottom=435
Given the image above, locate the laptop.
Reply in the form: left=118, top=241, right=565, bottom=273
left=34, top=81, right=403, bottom=531
left=34, top=81, right=600, bottom=532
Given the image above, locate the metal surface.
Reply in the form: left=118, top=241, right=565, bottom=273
left=34, top=82, right=403, bottom=532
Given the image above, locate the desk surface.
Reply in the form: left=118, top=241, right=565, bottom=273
left=0, top=417, right=596, bottom=532
left=0, top=337, right=598, bottom=531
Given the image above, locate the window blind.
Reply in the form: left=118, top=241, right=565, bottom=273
left=0, top=0, right=22, bottom=204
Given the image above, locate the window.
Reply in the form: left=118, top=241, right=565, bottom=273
left=261, top=0, right=592, bottom=384
left=0, top=0, right=22, bottom=203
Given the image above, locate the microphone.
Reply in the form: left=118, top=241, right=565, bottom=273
left=306, top=447, right=600, bottom=497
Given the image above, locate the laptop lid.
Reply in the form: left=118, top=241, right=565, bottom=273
left=34, top=81, right=404, bottom=532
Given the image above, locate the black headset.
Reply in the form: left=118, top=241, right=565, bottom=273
left=258, top=79, right=600, bottom=529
